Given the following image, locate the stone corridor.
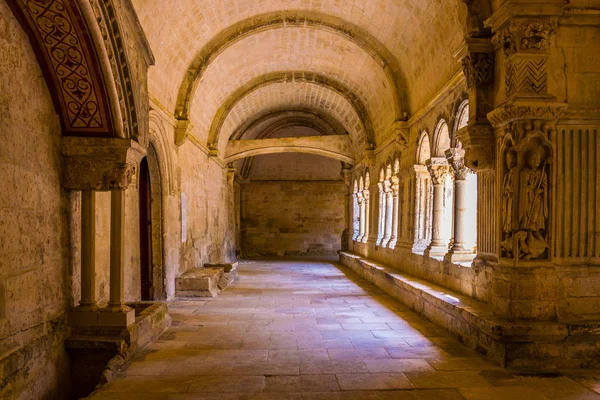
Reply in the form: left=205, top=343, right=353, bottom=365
left=88, top=261, right=600, bottom=400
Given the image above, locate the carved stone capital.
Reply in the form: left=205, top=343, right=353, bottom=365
left=445, top=148, right=470, bottom=180
left=462, top=52, right=494, bottom=88
left=456, top=124, right=495, bottom=171
left=62, top=137, right=145, bottom=191
left=488, top=99, right=568, bottom=128
left=425, top=158, right=451, bottom=186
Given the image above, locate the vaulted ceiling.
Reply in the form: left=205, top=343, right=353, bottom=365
left=132, top=0, right=466, bottom=161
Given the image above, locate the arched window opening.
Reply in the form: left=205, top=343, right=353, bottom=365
left=445, top=100, right=477, bottom=264
left=432, top=120, right=451, bottom=158
left=424, top=119, right=454, bottom=259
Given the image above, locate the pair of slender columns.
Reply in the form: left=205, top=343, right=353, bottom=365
left=79, top=189, right=130, bottom=314
left=424, top=153, right=475, bottom=261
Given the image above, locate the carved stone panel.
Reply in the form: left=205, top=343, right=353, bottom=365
left=499, top=121, right=553, bottom=261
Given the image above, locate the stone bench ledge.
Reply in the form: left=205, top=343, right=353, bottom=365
left=338, top=251, right=600, bottom=369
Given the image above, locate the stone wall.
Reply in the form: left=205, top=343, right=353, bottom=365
left=241, top=181, right=345, bottom=257
left=0, top=2, right=70, bottom=397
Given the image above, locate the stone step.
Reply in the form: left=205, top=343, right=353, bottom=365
left=175, top=267, right=223, bottom=297
left=204, top=262, right=239, bottom=290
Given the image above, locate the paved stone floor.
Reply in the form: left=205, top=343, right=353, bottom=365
left=89, top=260, right=600, bottom=399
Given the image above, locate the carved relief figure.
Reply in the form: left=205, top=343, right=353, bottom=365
left=516, top=147, right=549, bottom=259
left=502, top=149, right=517, bottom=234
left=500, top=149, right=518, bottom=257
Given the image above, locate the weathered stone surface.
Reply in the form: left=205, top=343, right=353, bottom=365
left=241, top=180, right=345, bottom=258
left=175, top=268, right=223, bottom=297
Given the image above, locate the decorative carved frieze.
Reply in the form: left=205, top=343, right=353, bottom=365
left=488, top=100, right=568, bottom=128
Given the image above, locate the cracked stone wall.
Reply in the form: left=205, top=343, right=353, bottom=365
left=0, top=2, right=70, bottom=398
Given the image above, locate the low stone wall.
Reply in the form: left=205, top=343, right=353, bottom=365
left=339, top=251, right=600, bottom=370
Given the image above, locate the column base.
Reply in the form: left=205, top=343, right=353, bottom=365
left=424, top=245, right=448, bottom=258
left=69, top=308, right=100, bottom=327
left=444, top=250, right=476, bottom=264
left=98, top=307, right=135, bottom=327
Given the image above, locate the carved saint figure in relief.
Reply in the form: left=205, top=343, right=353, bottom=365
left=518, top=147, right=548, bottom=233
left=502, top=149, right=517, bottom=234
left=516, top=147, right=550, bottom=260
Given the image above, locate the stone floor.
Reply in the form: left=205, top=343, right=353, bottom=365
left=88, top=260, right=600, bottom=400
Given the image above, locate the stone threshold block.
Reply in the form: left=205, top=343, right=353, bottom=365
left=338, top=251, right=600, bottom=370
left=175, top=267, right=224, bottom=297
left=204, top=261, right=239, bottom=291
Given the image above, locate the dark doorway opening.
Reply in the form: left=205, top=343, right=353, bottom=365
left=139, top=157, right=152, bottom=300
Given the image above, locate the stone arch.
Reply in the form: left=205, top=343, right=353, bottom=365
left=224, top=146, right=355, bottom=166
left=209, top=71, right=374, bottom=153
left=417, top=131, right=432, bottom=165
left=453, top=98, right=470, bottom=148
left=432, top=119, right=451, bottom=157
left=149, top=111, right=176, bottom=195
left=232, top=111, right=347, bottom=141
left=174, top=10, right=407, bottom=122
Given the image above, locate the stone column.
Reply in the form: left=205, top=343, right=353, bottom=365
left=79, top=190, right=97, bottom=310
left=388, top=177, right=400, bottom=249
left=445, top=148, right=476, bottom=263
left=412, top=165, right=432, bottom=253
left=381, top=180, right=392, bottom=246
left=101, top=166, right=136, bottom=327
left=357, top=192, right=365, bottom=242
left=362, top=187, right=370, bottom=244
left=376, top=182, right=385, bottom=246
left=351, top=192, right=359, bottom=241
left=424, top=158, right=452, bottom=258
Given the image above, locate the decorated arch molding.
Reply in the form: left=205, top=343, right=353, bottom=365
left=6, top=0, right=151, bottom=139
left=208, top=71, right=375, bottom=153
left=174, top=10, right=407, bottom=122
left=6, top=0, right=114, bottom=136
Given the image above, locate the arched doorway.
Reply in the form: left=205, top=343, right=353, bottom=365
left=139, top=157, right=152, bottom=300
